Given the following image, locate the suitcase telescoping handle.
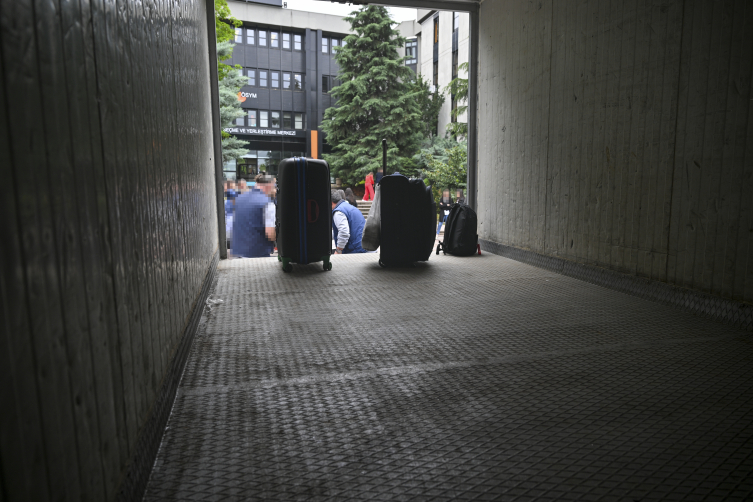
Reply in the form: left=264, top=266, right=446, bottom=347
left=382, top=138, right=387, bottom=177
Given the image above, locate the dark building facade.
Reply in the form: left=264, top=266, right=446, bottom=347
left=222, top=18, right=349, bottom=180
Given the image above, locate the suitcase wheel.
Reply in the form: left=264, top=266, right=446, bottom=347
left=322, top=256, right=332, bottom=271
left=378, top=259, right=387, bottom=268
left=281, top=257, right=292, bottom=273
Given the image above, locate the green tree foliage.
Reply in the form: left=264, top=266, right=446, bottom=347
left=218, top=61, right=248, bottom=163
left=215, top=0, right=241, bottom=80
left=321, top=6, right=424, bottom=184
left=414, top=74, right=445, bottom=140
left=420, top=141, right=467, bottom=191
left=214, top=1, right=247, bottom=164
left=445, top=61, right=469, bottom=137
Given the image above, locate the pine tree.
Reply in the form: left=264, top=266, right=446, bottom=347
left=321, top=6, right=424, bottom=184
left=214, top=2, right=248, bottom=165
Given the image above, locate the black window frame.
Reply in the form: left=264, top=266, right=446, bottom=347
left=270, top=71, right=280, bottom=89
left=405, top=39, right=417, bottom=65
left=246, top=27, right=255, bottom=45
left=248, top=109, right=257, bottom=128
left=294, top=112, right=304, bottom=130
left=235, top=112, right=245, bottom=126
left=259, top=110, right=269, bottom=128
left=259, top=70, right=268, bottom=87
left=247, top=68, right=256, bottom=86
left=331, top=38, right=339, bottom=54
left=270, top=111, right=281, bottom=128
left=282, top=73, right=291, bottom=89
left=321, top=37, right=328, bottom=54
left=293, top=73, right=303, bottom=91
left=283, top=112, right=292, bottom=129
left=258, top=30, right=267, bottom=46
left=234, top=27, right=242, bottom=43
left=294, top=33, right=302, bottom=51
left=453, top=11, right=460, bottom=32
left=282, top=32, right=291, bottom=50
left=270, top=31, right=279, bottom=48
left=321, top=74, right=330, bottom=94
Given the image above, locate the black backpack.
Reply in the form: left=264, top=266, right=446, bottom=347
left=436, top=203, right=479, bottom=256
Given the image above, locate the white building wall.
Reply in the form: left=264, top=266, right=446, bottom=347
left=415, top=11, right=471, bottom=137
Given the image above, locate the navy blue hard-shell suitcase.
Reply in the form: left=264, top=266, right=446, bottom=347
left=276, top=157, right=332, bottom=272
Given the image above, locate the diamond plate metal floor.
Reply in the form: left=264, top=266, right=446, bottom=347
left=143, top=253, right=753, bottom=501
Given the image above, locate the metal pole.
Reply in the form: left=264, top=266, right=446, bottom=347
left=467, top=7, right=479, bottom=211
left=382, top=138, right=387, bottom=176
left=206, top=0, right=227, bottom=259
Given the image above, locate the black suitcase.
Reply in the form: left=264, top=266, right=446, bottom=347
left=276, top=157, right=332, bottom=272
left=378, top=142, right=436, bottom=267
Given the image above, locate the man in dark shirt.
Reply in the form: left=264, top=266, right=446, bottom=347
left=232, top=176, right=276, bottom=258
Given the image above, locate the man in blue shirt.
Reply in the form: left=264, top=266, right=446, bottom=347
left=232, top=176, right=276, bottom=258
left=331, top=190, right=367, bottom=254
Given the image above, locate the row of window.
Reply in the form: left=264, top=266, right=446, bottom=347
left=321, top=37, right=345, bottom=55
left=233, top=27, right=347, bottom=56
left=240, top=68, right=304, bottom=90
left=235, top=110, right=306, bottom=130
left=234, top=27, right=303, bottom=50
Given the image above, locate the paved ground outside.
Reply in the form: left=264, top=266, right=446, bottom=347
left=144, top=252, right=753, bottom=501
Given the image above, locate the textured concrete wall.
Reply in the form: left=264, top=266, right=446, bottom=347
left=477, top=0, right=753, bottom=303
left=0, top=0, right=219, bottom=500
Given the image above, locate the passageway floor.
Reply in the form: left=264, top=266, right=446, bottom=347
left=144, top=252, right=753, bottom=501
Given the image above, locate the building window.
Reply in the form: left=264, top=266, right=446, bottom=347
left=433, top=62, right=438, bottom=88
left=260, top=111, right=268, bottom=128
left=248, top=109, right=257, bottom=127
left=294, top=34, right=302, bottom=50
left=434, top=17, right=439, bottom=44
left=247, top=69, right=256, bottom=86
left=259, top=30, right=267, bottom=46
left=295, top=113, right=304, bottom=130
left=294, top=74, right=303, bottom=91
left=270, top=32, right=279, bottom=48
left=322, top=37, right=328, bottom=53
left=341, top=38, right=346, bottom=48
left=405, top=39, right=417, bottom=65
left=238, top=68, right=244, bottom=79
left=246, top=28, right=255, bottom=45
left=270, top=111, right=280, bottom=128
left=271, top=72, right=279, bottom=89
left=259, top=71, right=268, bottom=87
left=453, top=11, right=460, bottom=32
left=283, top=112, right=292, bottom=129
left=282, top=33, right=290, bottom=50
left=331, top=38, right=339, bottom=53
left=235, top=113, right=244, bottom=126
left=235, top=27, right=242, bottom=43
left=283, top=73, right=291, bottom=89
left=322, top=74, right=330, bottom=93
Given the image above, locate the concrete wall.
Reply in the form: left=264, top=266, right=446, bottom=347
left=0, top=0, right=219, bottom=500
left=477, top=0, right=753, bottom=303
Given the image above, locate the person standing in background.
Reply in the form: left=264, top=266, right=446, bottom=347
left=375, top=166, right=384, bottom=185
left=232, top=175, right=276, bottom=258
left=455, top=188, right=465, bottom=205
left=344, top=188, right=357, bottom=207
left=363, top=172, right=375, bottom=201
left=437, top=189, right=453, bottom=235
